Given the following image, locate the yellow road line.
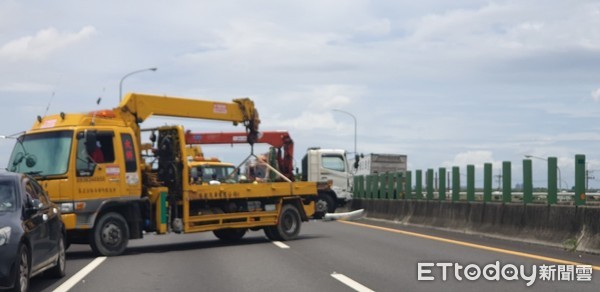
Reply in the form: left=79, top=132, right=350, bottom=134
left=340, top=220, right=600, bottom=271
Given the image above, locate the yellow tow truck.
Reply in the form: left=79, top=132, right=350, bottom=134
left=7, top=93, right=316, bottom=256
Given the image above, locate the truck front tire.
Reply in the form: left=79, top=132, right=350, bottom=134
left=276, top=204, right=301, bottom=241
left=314, top=194, right=335, bottom=219
left=90, top=212, right=129, bottom=256
left=264, top=204, right=302, bottom=241
left=264, top=226, right=280, bottom=241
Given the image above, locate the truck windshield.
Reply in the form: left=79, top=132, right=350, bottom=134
left=0, top=180, right=16, bottom=212
left=8, top=131, right=73, bottom=176
left=194, top=165, right=237, bottom=183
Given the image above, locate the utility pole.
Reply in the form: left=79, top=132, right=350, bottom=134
left=495, top=171, right=502, bottom=191
left=587, top=170, right=595, bottom=191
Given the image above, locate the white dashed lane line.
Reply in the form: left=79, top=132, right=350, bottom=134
left=267, top=238, right=375, bottom=291
left=271, top=241, right=290, bottom=249
left=331, top=272, right=375, bottom=292
left=52, top=256, right=107, bottom=292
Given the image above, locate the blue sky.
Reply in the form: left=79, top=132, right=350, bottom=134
left=1, top=0, right=600, bottom=188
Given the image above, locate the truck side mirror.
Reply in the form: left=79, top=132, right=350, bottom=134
left=353, top=154, right=360, bottom=169
left=78, top=130, right=98, bottom=154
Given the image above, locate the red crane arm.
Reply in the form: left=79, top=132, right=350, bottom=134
left=184, top=131, right=295, bottom=181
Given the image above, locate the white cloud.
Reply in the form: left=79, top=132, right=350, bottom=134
left=258, top=84, right=364, bottom=133
left=442, top=150, right=500, bottom=169
left=592, top=88, right=600, bottom=101
left=0, top=82, right=53, bottom=93
left=355, top=18, right=391, bottom=37
left=305, top=85, right=361, bottom=109
left=406, top=3, right=513, bottom=45
left=0, top=26, right=96, bottom=61
left=277, top=111, right=340, bottom=131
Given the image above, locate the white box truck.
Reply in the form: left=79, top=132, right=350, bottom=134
left=353, top=153, right=407, bottom=176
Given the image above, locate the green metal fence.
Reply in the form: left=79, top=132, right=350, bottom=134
left=352, top=154, right=595, bottom=205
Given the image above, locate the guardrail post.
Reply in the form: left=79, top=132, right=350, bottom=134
left=353, top=176, right=359, bottom=198
left=373, top=174, right=381, bottom=199
left=388, top=172, right=396, bottom=199
left=439, top=167, right=446, bottom=201
left=502, top=161, right=512, bottom=203
left=379, top=173, right=386, bottom=199
left=523, top=159, right=533, bottom=204
left=358, top=175, right=365, bottom=198
left=366, top=175, right=372, bottom=199
left=363, top=175, right=368, bottom=199
left=393, top=172, right=403, bottom=199
left=361, top=175, right=366, bottom=198
left=387, top=172, right=394, bottom=199
left=452, top=166, right=460, bottom=201
left=575, top=154, right=586, bottom=205
left=355, top=175, right=360, bottom=198
left=405, top=171, right=412, bottom=199
left=467, top=165, right=475, bottom=202
left=381, top=173, right=387, bottom=199
left=547, top=157, right=558, bottom=204
left=483, top=163, right=492, bottom=202
left=426, top=169, right=434, bottom=200
left=415, top=170, right=423, bottom=199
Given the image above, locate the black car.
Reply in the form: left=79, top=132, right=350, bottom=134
left=0, top=172, right=66, bottom=292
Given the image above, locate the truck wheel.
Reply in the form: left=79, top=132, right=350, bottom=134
left=90, top=212, right=129, bottom=256
left=314, top=194, right=334, bottom=219
left=264, top=226, right=281, bottom=241
left=275, top=204, right=301, bottom=241
left=213, top=228, right=247, bottom=241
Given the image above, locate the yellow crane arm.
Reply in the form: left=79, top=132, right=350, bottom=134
left=116, top=92, right=260, bottom=143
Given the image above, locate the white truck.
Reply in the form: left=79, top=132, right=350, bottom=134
left=301, top=148, right=355, bottom=217
left=352, top=153, right=407, bottom=176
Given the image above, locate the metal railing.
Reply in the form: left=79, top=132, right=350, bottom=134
left=353, top=154, right=595, bottom=205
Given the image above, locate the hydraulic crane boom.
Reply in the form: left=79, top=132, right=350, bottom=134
left=185, top=130, right=289, bottom=147
left=116, top=93, right=261, bottom=146
left=185, top=130, right=295, bottom=181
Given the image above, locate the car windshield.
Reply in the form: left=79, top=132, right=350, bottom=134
left=7, top=130, right=74, bottom=176
left=0, top=180, right=16, bottom=212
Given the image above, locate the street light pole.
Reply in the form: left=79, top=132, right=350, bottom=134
left=119, top=67, right=158, bottom=102
left=524, top=155, right=563, bottom=190
left=332, top=109, right=357, bottom=154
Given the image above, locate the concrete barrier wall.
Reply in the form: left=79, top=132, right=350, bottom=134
left=351, top=199, right=600, bottom=254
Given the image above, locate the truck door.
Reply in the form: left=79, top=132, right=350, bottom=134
left=75, top=130, right=123, bottom=199
left=319, top=153, right=350, bottom=193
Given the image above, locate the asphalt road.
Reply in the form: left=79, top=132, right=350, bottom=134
left=29, top=218, right=600, bottom=292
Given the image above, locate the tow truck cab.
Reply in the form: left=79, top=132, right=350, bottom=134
left=7, top=113, right=144, bottom=242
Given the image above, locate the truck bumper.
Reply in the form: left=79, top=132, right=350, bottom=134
left=61, top=213, right=77, bottom=230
